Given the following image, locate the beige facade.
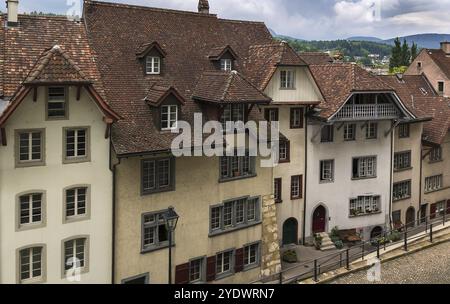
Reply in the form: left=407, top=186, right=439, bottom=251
left=113, top=152, right=274, bottom=284
left=0, top=86, right=113, bottom=283
left=392, top=123, right=424, bottom=226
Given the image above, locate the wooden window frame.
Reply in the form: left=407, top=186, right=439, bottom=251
left=429, top=146, right=443, bottom=163
left=264, top=108, right=279, bottom=123
left=290, top=175, right=302, bottom=200
left=15, top=129, right=46, bottom=168
left=274, top=178, right=282, bottom=203
left=189, top=256, right=206, bottom=284
left=63, top=127, right=91, bottom=164
left=243, top=242, right=261, bottom=271
left=46, top=86, right=68, bottom=120
left=278, top=140, right=290, bottom=163
left=365, top=122, right=378, bottom=139
left=290, top=107, right=304, bottom=129
left=280, top=69, right=296, bottom=90
left=352, top=156, right=377, bottom=180
left=215, top=249, right=235, bottom=279
left=320, top=160, right=334, bottom=183
left=141, top=157, right=176, bottom=195
left=343, top=123, right=356, bottom=141
left=394, top=151, right=412, bottom=171
left=393, top=180, right=412, bottom=201
left=141, top=209, right=174, bottom=253
left=398, top=124, right=410, bottom=138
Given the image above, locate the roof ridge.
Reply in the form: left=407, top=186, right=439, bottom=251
left=220, top=72, right=235, bottom=101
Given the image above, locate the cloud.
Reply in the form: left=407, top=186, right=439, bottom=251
left=1, top=0, right=450, bottom=40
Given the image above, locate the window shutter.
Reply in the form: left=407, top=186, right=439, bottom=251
left=235, top=248, right=244, bottom=273
left=430, top=204, right=437, bottom=219
left=175, top=263, right=190, bottom=284
left=206, top=256, right=216, bottom=282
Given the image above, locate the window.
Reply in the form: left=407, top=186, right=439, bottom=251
left=290, top=108, right=303, bottom=129
left=142, top=211, right=171, bottom=252
left=216, top=250, right=234, bottom=277
left=16, top=129, right=44, bottom=167
left=392, top=210, right=401, bottom=225
left=320, top=160, right=334, bottom=183
left=344, top=124, right=356, bottom=141
left=279, top=140, right=290, bottom=163
left=141, top=158, right=175, bottom=194
left=64, top=128, right=89, bottom=163
left=18, top=246, right=44, bottom=283
left=220, top=152, right=255, bottom=181
left=366, top=123, right=378, bottom=139
left=64, top=238, right=88, bottom=274
left=291, top=175, right=302, bottom=199
left=398, top=124, right=410, bottom=138
left=220, top=59, right=232, bottom=71
left=280, top=70, right=295, bottom=89
left=122, top=273, right=149, bottom=284
left=429, top=146, right=442, bottom=162
left=244, top=243, right=260, bottom=269
left=425, top=175, right=443, bottom=193
left=352, top=156, right=377, bottom=179
left=47, top=87, right=67, bottom=119
left=264, top=108, right=279, bottom=123
left=65, top=186, right=88, bottom=221
left=210, top=197, right=260, bottom=234
left=438, top=81, right=445, bottom=94
left=349, top=196, right=381, bottom=216
left=394, top=151, right=411, bottom=171
left=393, top=180, right=411, bottom=201
left=161, top=105, right=178, bottom=130
left=18, top=193, right=43, bottom=229
left=321, top=125, right=334, bottom=142
left=417, top=62, right=422, bottom=69
left=189, top=257, right=205, bottom=283
left=221, top=104, right=245, bottom=129
left=432, top=201, right=446, bottom=217
left=274, top=178, right=282, bottom=203
left=146, top=56, right=160, bottom=74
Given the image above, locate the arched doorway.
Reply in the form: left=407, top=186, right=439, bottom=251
left=370, top=226, right=383, bottom=239
left=282, top=218, right=298, bottom=245
left=406, top=207, right=415, bottom=228
left=312, top=205, right=326, bottom=234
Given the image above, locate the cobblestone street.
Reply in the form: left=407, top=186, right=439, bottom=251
left=330, top=242, right=450, bottom=284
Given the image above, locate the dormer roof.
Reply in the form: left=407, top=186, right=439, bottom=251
left=136, top=41, right=167, bottom=59
left=145, top=84, right=187, bottom=107
left=208, top=45, right=238, bottom=61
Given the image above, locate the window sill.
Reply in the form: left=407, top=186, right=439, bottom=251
left=428, top=159, right=443, bottom=164
left=393, top=196, right=411, bottom=203
left=64, top=215, right=90, bottom=224
left=17, top=222, right=46, bottom=232
left=320, top=140, right=334, bottom=144
left=279, top=87, right=296, bottom=91
left=349, top=211, right=382, bottom=218
left=424, top=187, right=449, bottom=194
left=319, top=180, right=334, bottom=184
left=141, top=243, right=175, bottom=254
left=15, top=161, right=46, bottom=169
left=291, top=196, right=302, bottom=200
left=351, top=176, right=377, bottom=181
left=219, top=174, right=257, bottom=183
left=275, top=200, right=283, bottom=204
left=243, top=263, right=260, bottom=272
left=209, top=221, right=262, bottom=237
left=290, top=126, right=304, bottom=130
left=394, top=167, right=412, bottom=173
left=278, top=159, right=290, bottom=164
left=63, top=157, right=91, bottom=165
left=141, top=186, right=175, bottom=196
left=215, top=272, right=234, bottom=281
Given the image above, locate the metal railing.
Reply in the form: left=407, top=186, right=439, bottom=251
left=335, top=104, right=398, bottom=120
left=252, top=207, right=450, bottom=284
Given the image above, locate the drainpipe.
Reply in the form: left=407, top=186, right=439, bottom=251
left=419, top=136, right=423, bottom=222
left=302, top=108, right=309, bottom=244
left=388, top=120, right=394, bottom=229
left=109, top=127, right=120, bottom=285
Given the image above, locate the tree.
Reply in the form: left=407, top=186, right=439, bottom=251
left=411, top=42, right=418, bottom=61
left=401, top=39, right=411, bottom=66
left=389, top=38, right=402, bottom=69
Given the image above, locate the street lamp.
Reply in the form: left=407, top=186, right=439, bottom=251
left=164, top=206, right=179, bottom=284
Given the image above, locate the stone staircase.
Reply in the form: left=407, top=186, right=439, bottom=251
left=318, top=232, right=336, bottom=251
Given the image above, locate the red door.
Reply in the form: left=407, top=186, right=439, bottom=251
left=312, top=206, right=326, bottom=233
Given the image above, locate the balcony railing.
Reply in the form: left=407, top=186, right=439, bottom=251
left=335, top=104, right=399, bottom=120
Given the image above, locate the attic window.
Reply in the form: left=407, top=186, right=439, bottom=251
left=417, top=61, right=422, bottom=68
left=47, top=87, right=67, bottom=119
left=146, top=56, right=161, bottom=75
left=161, top=105, right=178, bottom=130
left=221, top=59, right=232, bottom=71
left=438, top=81, right=445, bottom=94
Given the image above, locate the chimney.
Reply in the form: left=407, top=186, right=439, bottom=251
left=441, top=41, right=450, bottom=55
left=198, top=0, right=209, bottom=14
left=5, top=0, right=19, bottom=26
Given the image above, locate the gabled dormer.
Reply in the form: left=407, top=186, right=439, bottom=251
left=145, top=84, right=186, bottom=131
left=208, top=45, right=238, bottom=71
left=136, top=42, right=167, bottom=75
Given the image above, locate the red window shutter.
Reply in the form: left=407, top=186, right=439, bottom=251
left=430, top=203, right=437, bottom=219
left=175, top=263, right=190, bottom=284
left=447, top=200, right=450, bottom=215
left=235, top=248, right=244, bottom=273
left=206, top=256, right=216, bottom=282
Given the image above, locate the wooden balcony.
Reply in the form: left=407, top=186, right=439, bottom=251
left=335, top=104, right=399, bottom=120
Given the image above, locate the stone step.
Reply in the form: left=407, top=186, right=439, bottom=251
left=320, top=245, right=336, bottom=251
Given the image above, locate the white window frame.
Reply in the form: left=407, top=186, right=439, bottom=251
left=63, top=237, right=89, bottom=276
left=425, top=175, right=443, bottom=193
left=17, top=245, right=46, bottom=284
left=366, top=123, right=378, bottom=139
left=47, top=86, right=67, bottom=119
left=429, top=146, right=442, bottom=162
left=353, top=156, right=377, bottom=179
left=280, top=70, right=295, bottom=89
left=141, top=210, right=171, bottom=252
left=64, top=186, right=90, bottom=223
left=394, top=151, right=411, bottom=170
left=18, top=192, right=44, bottom=230
left=349, top=195, right=381, bottom=216
left=243, top=242, right=260, bottom=269
left=189, top=257, right=206, bottom=283
left=438, top=81, right=445, bottom=94
left=393, top=180, right=411, bottom=201
left=146, top=56, right=160, bottom=75
left=320, top=160, right=334, bottom=183
left=344, top=123, right=356, bottom=141
left=220, top=59, right=232, bottom=71
left=64, top=127, right=90, bottom=163
left=216, top=250, right=234, bottom=277
left=16, top=129, right=45, bottom=167
left=161, top=105, right=178, bottom=130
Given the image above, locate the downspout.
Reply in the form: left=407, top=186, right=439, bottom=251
left=388, top=120, right=394, bottom=229
left=302, top=108, right=309, bottom=244
left=419, top=138, right=423, bottom=221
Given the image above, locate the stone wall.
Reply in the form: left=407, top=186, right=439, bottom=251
left=260, top=194, right=282, bottom=278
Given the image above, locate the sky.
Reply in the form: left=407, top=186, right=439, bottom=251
left=1, top=0, right=450, bottom=40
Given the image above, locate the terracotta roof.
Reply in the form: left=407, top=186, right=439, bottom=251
left=24, top=45, right=90, bottom=84
left=145, top=84, right=186, bottom=107
left=244, top=41, right=307, bottom=91
left=193, top=71, right=271, bottom=104
left=84, top=0, right=274, bottom=155
left=299, top=52, right=333, bottom=65
left=425, top=49, right=450, bottom=80
left=136, top=41, right=167, bottom=59
left=208, top=45, right=238, bottom=60
left=0, top=18, right=4, bottom=97
left=309, top=63, right=394, bottom=119
left=380, top=74, right=450, bottom=145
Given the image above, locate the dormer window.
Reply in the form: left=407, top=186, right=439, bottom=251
left=161, top=105, right=178, bottom=130
left=280, top=70, right=295, bottom=89
left=146, top=56, right=161, bottom=75
left=47, top=86, right=67, bottom=119
left=221, top=59, right=232, bottom=71
left=417, top=61, right=422, bottom=69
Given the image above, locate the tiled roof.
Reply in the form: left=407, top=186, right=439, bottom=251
left=244, top=41, right=307, bottom=91
left=309, top=63, right=394, bottom=119
left=299, top=52, right=333, bottom=65
left=380, top=74, right=450, bottom=145
left=425, top=49, right=450, bottom=80
left=0, top=18, right=4, bottom=97
left=193, top=71, right=271, bottom=104
left=24, top=45, right=90, bottom=84
left=208, top=45, right=238, bottom=60
left=84, top=0, right=274, bottom=155
left=145, top=84, right=186, bottom=107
